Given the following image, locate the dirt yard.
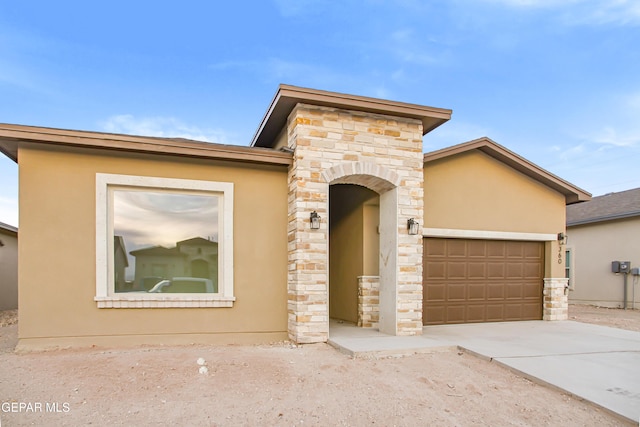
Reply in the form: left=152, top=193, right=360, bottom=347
left=0, top=307, right=637, bottom=426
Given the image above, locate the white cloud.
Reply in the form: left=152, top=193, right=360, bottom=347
left=474, top=0, right=640, bottom=26
left=481, top=0, right=577, bottom=7
left=100, top=115, right=235, bottom=145
left=592, top=126, right=640, bottom=147
left=385, top=27, right=450, bottom=67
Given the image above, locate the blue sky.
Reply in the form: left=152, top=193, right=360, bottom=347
left=1, top=0, right=639, bottom=227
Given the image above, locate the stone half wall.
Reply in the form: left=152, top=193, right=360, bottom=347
left=358, top=275, right=380, bottom=328
left=543, top=278, right=569, bottom=321
left=286, top=103, right=425, bottom=343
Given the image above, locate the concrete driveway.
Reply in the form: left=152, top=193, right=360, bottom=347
left=328, top=320, right=640, bottom=423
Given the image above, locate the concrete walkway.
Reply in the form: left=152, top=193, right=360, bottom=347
left=328, top=320, right=640, bottom=424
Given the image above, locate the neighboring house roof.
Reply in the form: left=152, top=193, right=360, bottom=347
left=567, top=187, right=640, bottom=226
left=176, top=237, right=218, bottom=247
left=0, top=123, right=292, bottom=166
left=251, top=84, right=452, bottom=148
left=130, top=246, right=186, bottom=257
left=0, top=221, right=17, bottom=236
left=424, top=137, right=591, bottom=205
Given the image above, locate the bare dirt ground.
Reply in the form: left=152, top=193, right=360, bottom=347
left=0, top=307, right=637, bottom=426
left=569, top=303, right=640, bottom=332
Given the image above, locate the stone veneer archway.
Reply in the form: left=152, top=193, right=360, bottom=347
left=286, top=103, right=425, bottom=343
left=325, top=166, right=400, bottom=335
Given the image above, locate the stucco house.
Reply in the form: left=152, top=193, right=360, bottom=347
left=0, top=85, right=590, bottom=350
left=0, top=221, right=18, bottom=310
left=566, top=188, right=640, bottom=308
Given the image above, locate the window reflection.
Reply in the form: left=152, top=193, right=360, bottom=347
left=113, top=189, right=219, bottom=293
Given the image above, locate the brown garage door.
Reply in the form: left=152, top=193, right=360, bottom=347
left=423, top=238, right=544, bottom=325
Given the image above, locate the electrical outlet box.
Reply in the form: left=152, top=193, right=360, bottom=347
left=620, top=262, right=631, bottom=273
left=631, top=268, right=640, bottom=276
left=612, top=261, right=621, bottom=273
left=612, top=261, right=632, bottom=273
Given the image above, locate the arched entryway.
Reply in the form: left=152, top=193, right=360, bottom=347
left=324, top=163, right=401, bottom=335
left=329, top=184, right=379, bottom=325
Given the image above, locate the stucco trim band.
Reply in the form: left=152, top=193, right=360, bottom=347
left=423, top=228, right=557, bottom=241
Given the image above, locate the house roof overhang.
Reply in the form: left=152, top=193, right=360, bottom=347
left=0, top=123, right=293, bottom=166
left=0, top=221, right=18, bottom=236
left=424, top=137, right=592, bottom=205
left=566, top=187, right=640, bottom=226
left=251, top=84, right=452, bottom=148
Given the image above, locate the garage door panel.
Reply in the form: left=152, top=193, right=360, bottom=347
left=467, top=283, right=486, bottom=300
left=446, top=306, right=465, bottom=323
left=523, top=283, right=542, bottom=298
left=505, top=283, right=524, bottom=299
left=425, top=306, right=445, bottom=324
left=487, top=242, right=506, bottom=258
left=424, top=238, right=543, bottom=325
left=425, top=239, right=447, bottom=257
left=466, top=305, right=486, bottom=323
left=522, top=303, right=542, bottom=319
left=506, top=243, right=525, bottom=258
left=468, top=263, right=486, bottom=279
left=447, top=262, right=467, bottom=279
left=486, top=283, right=505, bottom=299
left=426, top=262, right=446, bottom=279
left=504, top=304, right=524, bottom=320
left=524, top=262, right=542, bottom=278
left=524, top=243, right=543, bottom=258
left=507, top=263, right=524, bottom=279
left=425, top=283, right=446, bottom=301
left=487, top=263, right=505, bottom=278
left=486, top=304, right=505, bottom=321
left=447, top=283, right=466, bottom=301
left=468, top=240, right=486, bottom=257
left=447, top=240, right=467, bottom=257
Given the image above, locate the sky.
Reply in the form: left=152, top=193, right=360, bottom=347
left=1, top=0, right=639, bottom=227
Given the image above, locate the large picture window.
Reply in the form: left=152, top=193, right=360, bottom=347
left=95, top=174, right=234, bottom=308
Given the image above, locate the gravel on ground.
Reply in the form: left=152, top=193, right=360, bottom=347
left=0, top=306, right=636, bottom=426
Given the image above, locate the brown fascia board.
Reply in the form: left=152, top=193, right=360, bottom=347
left=424, top=137, right=592, bottom=205
left=0, top=123, right=293, bottom=166
left=251, top=84, right=452, bottom=147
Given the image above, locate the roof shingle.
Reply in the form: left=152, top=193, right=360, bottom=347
left=566, top=187, right=640, bottom=226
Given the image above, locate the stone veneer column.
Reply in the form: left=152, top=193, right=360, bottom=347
left=286, top=103, right=424, bottom=343
left=543, top=278, right=569, bottom=320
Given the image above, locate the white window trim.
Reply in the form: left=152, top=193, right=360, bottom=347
left=95, top=173, right=234, bottom=308
left=565, top=246, right=575, bottom=291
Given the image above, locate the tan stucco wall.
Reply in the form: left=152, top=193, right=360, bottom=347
left=17, top=144, right=289, bottom=349
left=424, top=150, right=567, bottom=278
left=424, top=151, right=566, bottom=233
left=567, top=217, right=640, bottom=308
left=0, top=228, right=18, bottom=310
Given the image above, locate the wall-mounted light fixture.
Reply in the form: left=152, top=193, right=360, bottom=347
left=557, top=232, right=567, bottom=245
left=407, top=218, right=420, bottom=235
left=310, top=211, right=321, bottom=230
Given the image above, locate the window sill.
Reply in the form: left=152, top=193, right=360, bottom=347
left=94, top=295, right=235, bottom=308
